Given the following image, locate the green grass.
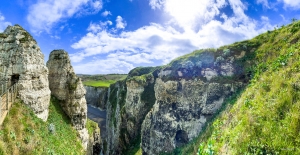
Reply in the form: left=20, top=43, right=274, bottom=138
left=83, top=80, right=116, bottom=87
left=174, top=20, right=300, bottom=155
left=86, top=119, right=99, bottom=135
left=0, top=96, right=84, bottom=155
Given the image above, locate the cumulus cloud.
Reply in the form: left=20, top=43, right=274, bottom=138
left=149, top=0, right=165, bottom=9
left=72, top=58, right=134, bottom=74
left=0, top=12, right=12, bottom=32
left=116, top=16, right=126, bottom=29
left=87, top=21, right=112, bottom=33
left=279, top=0, right=300, bottom=9
left=71, top=0, right=273, bottom=74
left=101, top=10, right=112, bottom=16
left=27, top=0, right=102, bottom=34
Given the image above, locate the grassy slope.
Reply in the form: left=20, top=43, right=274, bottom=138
left=175, top=21, right=300, bottom=154
left=79, top=74, right=127, bottom=87
left=0, top=97, right=84, bottom=155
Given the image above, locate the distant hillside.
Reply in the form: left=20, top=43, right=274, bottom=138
left=78, top=74, right=127, bottom=87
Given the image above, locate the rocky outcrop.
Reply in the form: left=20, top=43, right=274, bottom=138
left=140, top=50, right=247, bottom=154
left=141, top=79, right=243, bottom=154
left=46, top=50, right=88, bottom=149
left=103, top=49, right=253, bottom=154
left=87, top=126, right=101, bottom=155
left=105, top=81, right=126, bottom=155
left=84, top=86, right=108, bottom=110
left=0, top=25, right=51, bottom=121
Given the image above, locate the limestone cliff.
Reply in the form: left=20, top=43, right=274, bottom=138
left=141, top=50, right=248, bottom=154
left=0, top=25, right=51, bottom=121
left=105, top=81, right=126, bottom=155
left=87, top=125, right=101, bottom=155
left=84, top=86, right=108, bottom=110
left=46, top=50, right=88, bottom=149
left=104, top=47, right=255, bottom=154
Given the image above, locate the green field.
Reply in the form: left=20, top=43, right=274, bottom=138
left=80, top=74, right=127, bottom=87
left=83, top=80, right=116, bottom=87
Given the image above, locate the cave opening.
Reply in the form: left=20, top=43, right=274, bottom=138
left=11, top=74, right=20, bottom=86
left=175, top=130, right=189, bottom=147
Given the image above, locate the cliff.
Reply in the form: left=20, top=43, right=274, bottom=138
left=84, top=86, right=108, bottom=110
left=0, top=25, right=51, bottom=121
left=103, top=21, right=300, bottom=154
left=46, top=50, right=89, bottom=149
left=104, top=48, right=249, bottom=154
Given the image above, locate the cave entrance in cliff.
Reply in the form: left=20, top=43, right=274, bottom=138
left=11, top=74, right=20, bottom=86
left=175, top=130, right=189, bottom=147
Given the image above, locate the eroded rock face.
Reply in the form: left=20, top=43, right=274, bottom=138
left=141, top=78, right=243, bottom=154
left=0, top=25, right=51, bottom=121
left=46, top=50, right=88, bottom=148
left=85, top=86, right=108, bottom=110
left=87, top=126, right=101, bottom=155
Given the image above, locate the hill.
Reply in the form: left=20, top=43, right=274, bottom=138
left=100, top=20, right=300, bottom=154
left=165, top=20, right=300, bottom=154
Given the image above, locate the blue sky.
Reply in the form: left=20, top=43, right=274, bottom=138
left=0, top=0, right=300, bottom=74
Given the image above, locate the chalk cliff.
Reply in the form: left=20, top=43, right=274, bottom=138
left=47, top=50, right=89, bottom=149
left=0, top=25, right=50, bottom=121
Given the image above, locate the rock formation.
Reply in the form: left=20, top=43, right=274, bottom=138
left=87, top=125, right=101, bottom=155
left=46, top=50, right=88, bottom=149
left=84, top=86, right=108, bottom=110
left=103, top=49, right=251, bottom=154
left=0, top=25, right=51, bottom=121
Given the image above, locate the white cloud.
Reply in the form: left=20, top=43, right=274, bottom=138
left=279, top=0, right=300, bottom=8
left=73, top=58, right=134, bottom=74
left=27, top=0, right=103, bottom=34
left=257, top=0, right=270, bottom=8
left=116, top=16, right=127, bottom=29
left=87, top=21, right=112, bottom=33
left=70, top=0, right=273, bottom=74
left=51, top=35, right=61, bottom=39
left=149, top=0, right=165, bottom=9
left=101, top=10, right=112, bottom=16
left=0, top=12, right=12, bottom=32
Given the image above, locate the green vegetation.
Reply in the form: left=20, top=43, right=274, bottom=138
left=83, top=80, right=116, bottom=87
left=128, top=66, right=162, bottom=77
left=80, top=74, right=127, bottom=87
left=0, top=97, right=84, bottom=154
left=0, top=33, right=7, bottom=38
left=86, top=119, right=99, bottom=135
left=171, top=20, right=300, bottom=154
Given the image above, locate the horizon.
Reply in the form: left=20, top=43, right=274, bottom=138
left=0, top=0, right=300, bottom=74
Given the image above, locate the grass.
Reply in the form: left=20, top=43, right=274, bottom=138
left=83, top=80, right=116, bottom=87
left=80, top=74, right=127, bottom=87
left=86, top=119, right=99, bottom=135
left=174, top=20, right=300, bottom=154
left=0, top=96, right=84, bottom=155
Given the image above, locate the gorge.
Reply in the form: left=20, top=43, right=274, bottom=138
left=1, top=19, right=300, bottom=155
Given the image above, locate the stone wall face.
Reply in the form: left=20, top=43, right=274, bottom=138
left=141, top=78, right=243, bottom=154
left=84, top=86, right=108, bottom=110
left=0, top=25, right=50, bottom=121
left=46, top=49, right=88, bottom=148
